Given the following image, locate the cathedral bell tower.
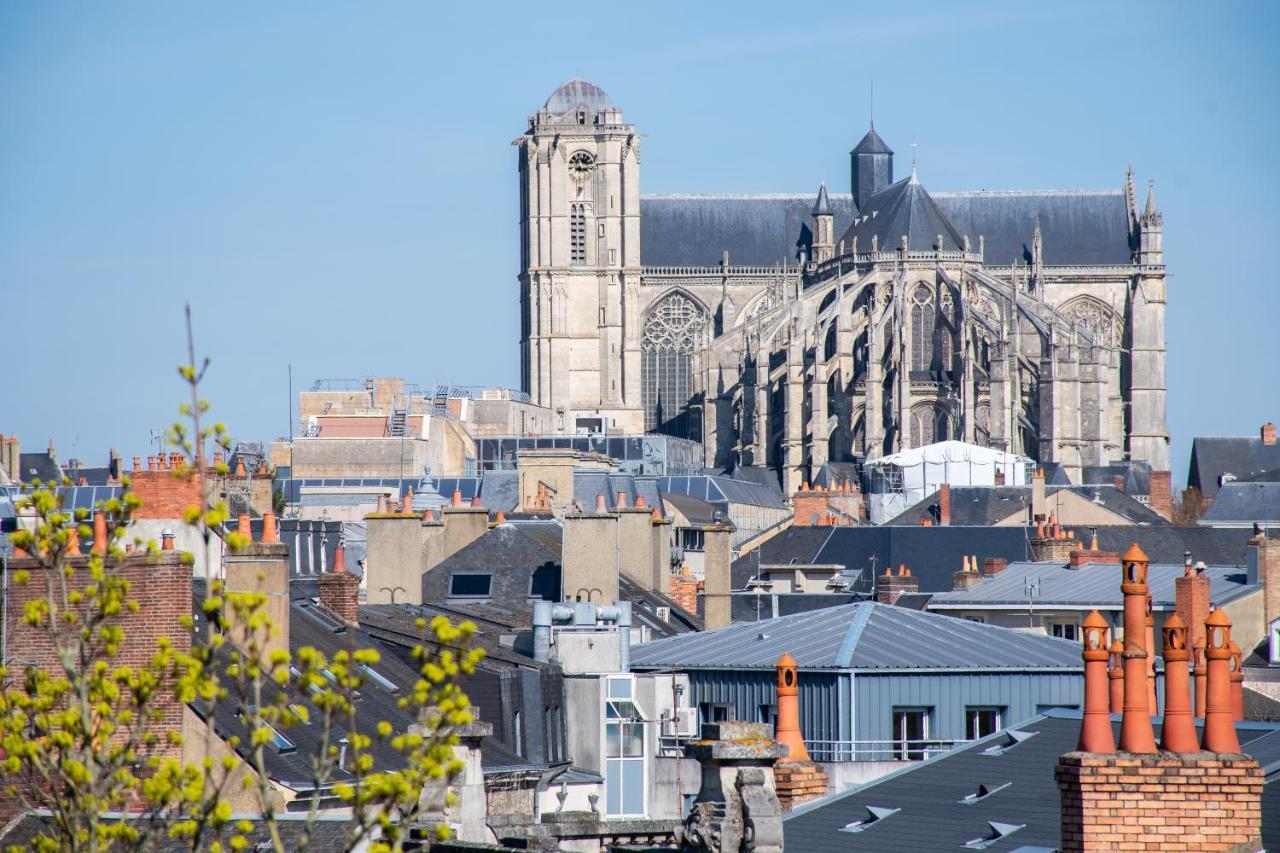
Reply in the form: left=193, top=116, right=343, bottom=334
left=515, top=79, right=644, bottom=434
left=1127, top=179, right=1169, bottom=471
left=850, top=123, right=894, bottom=211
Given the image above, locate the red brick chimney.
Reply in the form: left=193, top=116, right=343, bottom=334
left=875, top=565, right=919, bottom=605
left=952, top=555, right=982, bottom=591
left=318, top=544, right=359, bottom=625
left=1263, top=421, right=1277, bottom=446
left=1148, top=470, right=1172, bottom=520
left=1175, top=556, right=1210, bottom=715
left=937, top=482, right=951, bottom=526
left=982, top=557, right=1008, bottom=577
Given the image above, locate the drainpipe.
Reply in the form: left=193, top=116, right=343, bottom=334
left=533, top=602, right=574, bottom=663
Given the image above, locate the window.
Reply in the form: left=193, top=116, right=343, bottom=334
left=605, top=677, right=646, bottom=817
left=910, top=284, right=935, bottom=372
left=892, top=708, right=930, bottom=761
left=1051, top=622, right=1079, bottom=641
left=449, top=573, right=492, bottom=599
left=513, top=711, right=522, bottom=756
left=758, top=704, right=777, bottom=727
left=699, top=702, right=733, bottom=725
left=641, top=293, right=708, bottom=441
left=570, top=204, right=587, bottom=264
left=910, top=404, right=950, bottom=447
left=965, top=707, right=1004, bottom=740
left=678, top=528, right=705, bottom=552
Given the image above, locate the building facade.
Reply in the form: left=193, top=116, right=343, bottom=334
left=516, top=79, right=1170, bottom=493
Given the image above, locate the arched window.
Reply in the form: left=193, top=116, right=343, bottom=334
left=975, top=403, right=990, bottom=447
left=910, top=284, right=935, bottom=372
left=824, top=325, right=837, bottom=362
left=642, top=293, right=708, bottom=440
left=939, top=288, right=955, bottom=372
left=910, top=404, right=950, bottom=447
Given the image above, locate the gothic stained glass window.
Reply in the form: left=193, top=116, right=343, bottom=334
left=910, top=284, right=935, bottom=372
left=910, top=405, right=950, bottom=447
left=642, top=293, right=707, bottom=441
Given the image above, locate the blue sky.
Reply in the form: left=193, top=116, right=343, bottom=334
left=2, top=2, right=1276, bottom=484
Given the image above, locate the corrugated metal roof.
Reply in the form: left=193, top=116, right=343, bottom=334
left=630, top=601, right=1079, bottom=672
left=929, top=561, right=1256, bottom=609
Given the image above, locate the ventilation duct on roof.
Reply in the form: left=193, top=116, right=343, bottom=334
left=980, top=729, right=1038, bottom=756
left=839, top=805, right=900, bottom=833
left=964, top=821, right=1025, bottom=849
left=957, top=781, right=1012, bottom=805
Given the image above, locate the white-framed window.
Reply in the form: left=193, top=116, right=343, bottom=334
left=604, top=676, right=647, bottom=817
left=965, top=706, right=1004, bottom=740
left=892, top=707, right=931, bottom=761
left=1051, top=622, right=1079, bottom=641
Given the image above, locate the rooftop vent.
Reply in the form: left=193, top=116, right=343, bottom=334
left=839, top=805, right=900, bottom=833
left=980, top=729, right=1037, bottom=756
left=964, top=821, right=1025, bottom=849
left=958, top=782, right=1012, bottom=805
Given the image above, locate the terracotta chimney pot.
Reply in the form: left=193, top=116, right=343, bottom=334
left=1078, top=610, right=1115, bottom=752
left=91, top=510, right=108, bottom=555
left=800, top=482, right=809, bottom=492
left=261, top=513, right=278, bottom=544
left=333, top=545, right=346, bottom=574
left=1118, top=543, right=1158, bottom=752
left=161, top=530, right=175, bottom=551
left=617, top=491, right=627, bottom=508
left=494, top=511, right=506, bottom=524
left=595, top=493, right=608, bottom=513
left=1108, top=638, right=1124, bottom=714
left=651, top=506, right=662, bottom=522
left=234, top=457, right=246, bottom=476
left=132, top=456, right=142, bottom=472
left=1201, top=609, right=1241, bottom=753
left=258, top=459, right=268, bottom=476
left=237, top=513, right=252, bottom=539
left=469, top=496, right=481, bottom=508
left=451, top=489, right=462, bottom=508
left=376, top=495, right=388, bottom=514
left=66, top=525, right=82, bottom=556
left=774, top=653, right=810, bottom=762
left=1230, top=641, right=1245, bottom=722
left=635, top=495, right=647, bottom=508
left=1160, top=613, right=1199, bottom=753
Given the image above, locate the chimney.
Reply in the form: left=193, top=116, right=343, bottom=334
left=982, top=557, right=1009, bottom=577
left=318, top=544, right=360, bottom=625
left=1030, top=518, right=1076, bottom=563
left=1263, top=422, right=1277, bottom=446
left=701, top=523, right=733, bottom=630
left=1031, top=468, right=1046, bottom=522
left=1107, top=638, right=1123, bottom=714
left=937, top=482, right=951, bottom=526
left=1148, top=470, right=1172, bottom=520
left=451, top=489, right=463, bottom=508
left=772, top=653, right=829, bottom=811
left=1113, top=474, right=1125, bottom=493
left=651, top=507, right=673, bottom=595
left=1230, top=641, right=1244, bottom=722
left=1077, top=611, right=1115, bottom=752
left=376, top=494, right=389, bottom=514
left=952, top=555, right=982, bottom=591
left=66, top=525, right=82, bottom=556
left=1202, top=610, right=1240, bottom=753
left=1174, top=556, right=1211, bottom=716
left=91, top=510, right=108, bottom=556
left=224, top=515, right=291, bottom=658
left=1250, top=531, right=1280, bottom=628
left=875, top=565, right=919, bottom=605
left=563, top=501, right=620, bottom=605
left=993, top=470, right=1005, bottom=486
left=1159, top=614, right=1198, bottom=752
left=161, top=530, right=175, bottom=551
left=1117, top=544, right=1157, bottom=752
left=617, top=500, right=660, bottom=593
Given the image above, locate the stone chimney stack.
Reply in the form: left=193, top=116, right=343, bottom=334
left=224, top=516, right=291, bottom=658
left=1031, top=467, right=1046, bottom=523
left=701, top=523, right=733, bottom=630
left=952, top=555, right=982, bottom=591
left=563, top=501, right=620, bottom=604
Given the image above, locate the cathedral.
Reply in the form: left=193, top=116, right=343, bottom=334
left=516, top=78, right=1169, bottom=494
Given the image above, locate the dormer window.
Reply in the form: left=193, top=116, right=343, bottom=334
left=577, top=110, right=586, bottom=125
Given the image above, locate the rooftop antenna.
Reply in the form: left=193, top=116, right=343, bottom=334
left=911, top=138, right=919, bottom=179
left=869, top=80, right=874, bottom=129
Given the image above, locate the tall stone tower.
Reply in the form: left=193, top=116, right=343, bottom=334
left=1128, top=179, right=1169, bottom=472
left=515, top=79, right=644, bottom=434
left=850, top=123, right=893, bottom=211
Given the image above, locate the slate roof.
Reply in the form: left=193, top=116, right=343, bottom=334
left=783, top=711, right=1280, bottom=852
left=630, top=601, right=1080, bottom=672
left=663, top=491, right=718, bottom=525
left=838, top=174, right=966, bottom=253
left=1188, top=436, right=1280, bottom=500
left=1091, top=525, right=1279, bottom=566
left=811, top=183, right=832, bottom=216
left=928, top=561, right=1256, bottom=611
left=851, top=125, right=893, bottom=155
left=1199, top=481, right=1280, bottom=525
left=0, top=812, right=359, bottom=850
left=639, top=188, right=1132, bottom=268
left=887, top=484, right=1170, bottom=527
left=17, top=451, right=60, bottom=483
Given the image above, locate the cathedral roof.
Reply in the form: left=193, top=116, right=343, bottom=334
left=639, top=189, right=1131, bottom=267
left=852, top=124, right=893, bottom=155
left=837, top=173, right=966, bottom=252
left=543, top=78, right=614, bottom=115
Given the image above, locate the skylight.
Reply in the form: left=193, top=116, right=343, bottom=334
left=839, top=805, right=900, bottom=833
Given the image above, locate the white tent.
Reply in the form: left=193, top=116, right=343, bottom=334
left=864, top=440, right=1033, bottom=523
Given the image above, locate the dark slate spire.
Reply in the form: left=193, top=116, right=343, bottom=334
left=812, top=183, right=832, bottom=216
left=850, top=124, right=894, bottom=212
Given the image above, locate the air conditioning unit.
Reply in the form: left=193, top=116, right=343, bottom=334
left=662, top=708, right=697, bottom=738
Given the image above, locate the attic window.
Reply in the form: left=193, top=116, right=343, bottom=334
left=980, top=729, right=1038, bottom=756
left=839, top=805, right=900, bottom=833
left=957, top=782, right=1011, bottom=805
left=963, top=821, right=1025, bottom=849
left=449, top=573, right=492, bottom=599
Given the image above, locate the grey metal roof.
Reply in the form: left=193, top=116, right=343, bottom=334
left=929, top=561, right=1255, bottom=610
left=783, top=711, right=1280, bottom=852
left=658, top=474, right=787, bottom=509
left=887, top=484, right=1169, bottom=527
left=1199, top=481, right=1280, bottom=524
left=838, top=174, right=966, bottom=253
left=639, top=187, right=1131, bottom=268
left=630, top=601, right=1080, bottom=672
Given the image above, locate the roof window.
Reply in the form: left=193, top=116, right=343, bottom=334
left=449, top=573, right=492, bottom=599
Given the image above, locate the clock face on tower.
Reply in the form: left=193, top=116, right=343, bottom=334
left=568, top=151, right=595, bottom=185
